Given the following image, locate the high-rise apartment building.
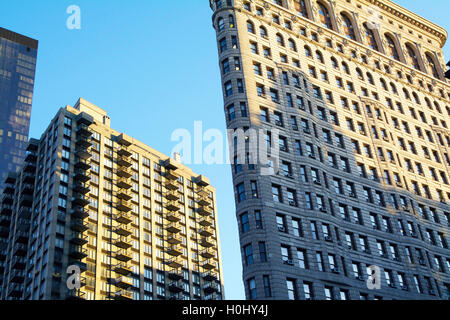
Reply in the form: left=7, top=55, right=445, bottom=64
left=210, top=0, right=450, bottom=300
left=0, top=98, right=224, bottom=300
left=0, top=27, right=38, bottom=192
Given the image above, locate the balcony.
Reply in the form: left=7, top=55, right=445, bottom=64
left=69, top=245, right=88, bottom=260
left=204, top=282, right=219, bottom=294
left=200, top=248, right=215, bottom=259
left=1, top=195, right=13, bottom=206
left=24, top=152, right=37, bottom=163
left=113, top=212, right=132, bottom=225
left=76, top=124, right=91, bottom=137
left=164, top=170, right=178, bottom=181
left=198, top=217, right=213, bottom=227
left=195, top=175, right=210, bottom=187
left=74, top=170, right=90, bottom=183
left=13, top=243, right=27, bottom=257
left=117, top=177, right=132, bottom=190
left=114, top=236, right=132, bottom=249
left=114, top=224, right=132, bottom=237
left=70, top=260, right=87, bottom=273
left=117, top=147, right=132, bottom=158
left=74, top=158, right=90, bottom=171
left=72, top=195, right=89, bottom=207
left=201, top=260, right=216, bottom=270
left=166, top=212, right=181, bottom=223
left=166, top=245, right=182, bottom=257
left=15, top=231, right=29, bottom=244
left=73, top=183, right=90, bottom=195
left=7, top=283, right=23, bottom=298
left=10, top=270, right=25, bottom=283
left=114, top=249, right=132, bottom=262
left=200, top=238, right=214, bottom=248
left=165, top=190, right=179, bottom=201
left=197, top=198, right=211, bottom=207
left=22, top=173, right=35, bottom=184
left=72, top=207, right=89, bottom=219
left=197, top=206, right=213, bottom=217
left=168, top=269, right=184, bottom=281
left=116, top=167, right=132, bottom=178
left=16, top=220, right=30, bottom=232
left=166, top=234, right=183, bottom=245
left=23, top=162, right=36, bottom=173
left=70, top=219, right=89, bottom=232
left=117, top=189, right=132, bottom=201
left=4, top=186, right=15, bottom=195
left=110, top=276, right=133, bottom=289
left=199, top=227, right=214, bottom=237
left=75, top=148, right=91, bottom=160
left=76, top=136, right=91, bottom=149
left=114, top=262, right=132, bottom=276
left=11, top=257, right=26, bottom=270
left=168, top=280, right=184, bottom=293
left=165, top=201, right=180, bottom=212
left=0, top=206, right=13, bottom=216
left=0, top=216, right=10, bottom=227
left=20, top=183, right=34, bottom=195
left=19, top=195, right=33, bottom=208
left=116, top=200, right=132, bottom=212
left=117, top=133, right=132, bottom=147
left=117, top=156, right=132, bottom=168
left=109, top=290, right=133, bottom=300
left=70, top=232, right=88, bottom=246
left=202, top=271, right=218, bottom=282
left=166, top=222, right=182, bottom=234
left=165, top=258, right=183, bottom=269
left=163, top=158, right=179, bottom=171
left=165, top=180, right=178, bottom=191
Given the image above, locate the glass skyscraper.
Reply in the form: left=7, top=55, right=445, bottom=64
left=0, top=27, right=38, bottom=192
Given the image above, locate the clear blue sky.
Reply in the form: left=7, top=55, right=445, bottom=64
left=1, top=0, right=448, bottom=300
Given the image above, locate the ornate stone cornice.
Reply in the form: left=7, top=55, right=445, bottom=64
left=365, top=0, right=447, bottom=48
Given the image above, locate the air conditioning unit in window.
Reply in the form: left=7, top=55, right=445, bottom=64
left=325, top=236, right=332, bottom=242
left=411, top=232, right=418, bottom=238
left=313, top=180, right=321, bottom=185
left=349, top=192, right=356, bottom=198
left=388, top=283, right=396, bottom=288
left=402, top=205, right=410, bottom=212
left=357, top=275, right=365, bottom=281
left=418, top=259, right=426, bottom=266
left=393, top=257, right=401, bottom=262
left=289, top=200, right=296, bottom=206
left=401, top=285, right=408, bottom=291
left=319, top=207, right=327, bottom=213
left=428, top=289, right=435, bottom=295
left=278, top=226, right=286, bottom=232
left=275, top=120, right=282, bottom=126
left=331, top=267, right=339, bottom=274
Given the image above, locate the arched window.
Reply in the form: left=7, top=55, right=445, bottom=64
left=425, top=52, right=440, bottom=79
left=218, top=17, right=225, bottom=31
left=390, top=82, right=398, bottom=95
left=342, top=62, right=350, bottom=74
left=425, top=97, right=432, bottom=108
left=288, top=39, right=297, bottom=51
left=363, top=23, right=379, bottom=51
left=316, top=51, right=324, bottom=63
left=366, top=72, right=374, bottom=85
left=276, top=33, right=285, bottom=46
left=294, top=0, right=309, bottom=19
left=403, top=88, right=410, bottom=100
left=331, top=57, right=338, bottom=69
left=434, top=102, right=441, bottom=113
left=260, top=26, right=267, bottom=38
left=341, top=13, right=356, bottom=40
left=385, top=34, right=400, bottom=61
left=406, top=44, right=420, bottom=70
left=356, top=68, right=363, bottom=80
left=247, top=20, right=255, bottom=34
left=229, top=15, right=235, bottom=28
left=318, top=2, right=333, bottom=30
left=412, top=92, right=420, bottom=105
left=380, top=78, right=387, bottom=90
left=304, top=45, right=312, bottom=57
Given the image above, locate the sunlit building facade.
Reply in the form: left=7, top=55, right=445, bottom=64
left=0, top=98, right=224, bottom=300
left=210, top=0, right=450, bottom=300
